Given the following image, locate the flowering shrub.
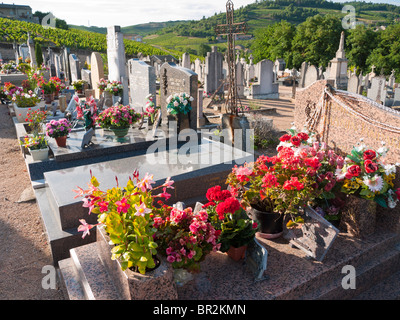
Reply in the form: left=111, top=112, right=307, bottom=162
left=75, top=95, right=98, bottom=130
left=75, top=171, right=174, bottom=274
left=104, top=80, right=123, bottom=96
left=12, top=89, right=40, bottom=108
left=45, top=118, right=72, bottom=138
left=72, top=80, right=87, bottom=91
left=166, top=93, right=194, bottom=115
left=336, top=142, right=400, bottom=208
left=202, top=185, right=258, bottom=252
left=96, top=104, right=141, bottom=129
left=20, top=134, right=48, bottom=150
left=153, top=205, right=220, bottom=272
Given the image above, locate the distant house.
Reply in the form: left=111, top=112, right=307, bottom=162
left=123, top=34, right=143, bottom=42
left=0, top=3, right=38, bottom=23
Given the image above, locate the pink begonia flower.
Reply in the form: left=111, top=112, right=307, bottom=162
left=136, top=172, right=155, bottom=192
left=115, top=197, right=130, bottom=214
left=77, top=219, right=95, bottom=239
left=134, top=202, right=152, bottom=217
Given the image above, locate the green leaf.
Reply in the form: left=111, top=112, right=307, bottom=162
left=128, top=242, right=143, bottom=252
left=375, top=195, right=388, bottom=208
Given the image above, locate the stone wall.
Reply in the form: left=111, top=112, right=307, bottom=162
left=295, top=80, right=400, bottom=233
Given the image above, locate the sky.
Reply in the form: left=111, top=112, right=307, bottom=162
left=16, top=0, right=400, bottom=28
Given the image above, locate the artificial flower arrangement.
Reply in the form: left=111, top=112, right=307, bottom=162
left=25, top=109, right=50, bottom=135
left=45, top=118, right=72, bottom=138
left=72, top=80, right=87, bottom=92
left=49, top=77, right=65, bottom=93
left=74, top=95, right=98, bottom=130
left=96, top=104, right=141, bottom=129
left=74, top=171, right=174, bottom=274
left=0, top=61, right=17, bottom=73
left=144, top=94, right=159, bottom=123
left=3, top=83, right=19, bottom=101
left=166, top=92, right=194, bottom=115
left=104, top=80, right=123, bottom=96
left=152, top=203, right=221, bottom=272
left=202, top=185, right=258, bottom=253
left=11, top=89, right=41, bottom=108
left=39, top=79, right=57, bottom=95
left=97, top=78, right=108, bottom=92
left=336, top=141, right=400, bottom=209
left=20, top=134, right=48, bottom=150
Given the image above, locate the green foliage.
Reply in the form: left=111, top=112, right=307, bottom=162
left=35, top=43, right=43, bottom=66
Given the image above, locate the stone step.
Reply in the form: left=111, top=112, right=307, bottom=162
left=353, top=269, right=400, bottom=300
left=57, top=258, right=86, bottom=300
left=299, top=242, right=400, bottom=300
left=63, top=242, right=121, bottom=300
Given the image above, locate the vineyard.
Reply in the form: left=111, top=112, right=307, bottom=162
left=0, top=18, right=200, bottom=61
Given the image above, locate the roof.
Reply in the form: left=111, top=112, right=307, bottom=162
left=0, top=3, right=32, bottom=9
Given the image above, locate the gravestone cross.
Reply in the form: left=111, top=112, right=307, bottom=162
left=215, top=0, right=248, bottom=115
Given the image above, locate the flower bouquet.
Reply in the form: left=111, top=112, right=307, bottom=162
left=75, top=95, right=98, bottom=131
left=96, top=104, right=141, bottom=130
left=202, top=186, right=258, bottom=258
left=75, top=171, right=174, bottom=274
left=97, top=78, right=108, bottom=92
left=166, top=93, right=194, bottom=115
left=104, top=80, right=123, bottom=96
left=144, top=94, right=159, bottom=123
left=20, top=134, right=49, bottom=161
left=49, top=77, right=65, bottom=96
left=25, top=109, right=50, bottom=135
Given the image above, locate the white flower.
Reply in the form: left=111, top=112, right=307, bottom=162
left=377, top=146, right=388, bottom=156
left=355, top=143, right=367, bottom=152
left=189, top=96, right=194, bottom=102
left=183, top=100, right=188, bottom=106
left=166, top=95, right=172, bottom=103
left=335, top=168, right=346, bottom=181
left=384, top=164, right=396, bottom=176
left=363, top=175, right=384, bottom=192
left=173, top=101, right=179, bottom=107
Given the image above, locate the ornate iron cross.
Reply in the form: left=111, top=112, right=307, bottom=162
left=215, top=0, right=248, bottom=115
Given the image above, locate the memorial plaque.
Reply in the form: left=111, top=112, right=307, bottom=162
left=245, top=238, right=268, bottom=282
left=81, top=128, right=95, bottom=149
left=285, top=206, right=339, bottom=262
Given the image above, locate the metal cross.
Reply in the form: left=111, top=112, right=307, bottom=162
left=215, top=0, right=248, bottom=115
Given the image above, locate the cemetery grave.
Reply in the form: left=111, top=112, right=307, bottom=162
left=1, top=0, right=400, bottom=302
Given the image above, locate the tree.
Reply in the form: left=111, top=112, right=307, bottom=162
left=346, top=24, right=378, bottom=74
left=251, top=20, right=296, bottom=67
left=198, top=43, right=212, bottom=57
left=291, top=14, right=343, bottom=69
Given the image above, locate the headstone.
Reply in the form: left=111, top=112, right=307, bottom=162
left=81, top=69, right=92, bottom=88
left=128, top=59, right=156, bottom=111
left=367, top=76, right=386, bottom=105
left=304, top=65, right=319, bottom=88
left=90, top=52, right=105, bottom=99
left=236, top=59, right=245, bottom=98
left=69, top=54, right=81, bottom=82
left=81, top=128, right=95, bottom=149
left=159, top=62, right=198, bottom=131
left=285, top=206, right=340, bottom=261
left=107, top=26, right=129, bottom=105
left=182, top=52, right=191, bottom=69
left=204, top=46, right=224, bottom=94
left=392, top=88, right=400, bottom=107
left=328, top=31, right=348, bottom=90
left=245, top=56, right=255, bottom=87
left=388, top=70, right=395, bottom=88
left=347, top=73, right=361, bottom=94
left=19, top=45, right=29, bottom=62
left=62, top=47, right=71, bottom=83
left=245, top=238, right=269, bottom=282
left=54, top=55, right=62, bottom=78
left=27, top=33, right=37, bottom=68
left=247, top=59, right=279, bottom=99
left=194, top=58, right=203, bottom=82
left=299, top=61, right=308, bottom=88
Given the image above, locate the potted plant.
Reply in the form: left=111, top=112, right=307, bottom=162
left=152, top=204, right=221, bottom=272
left=96, top=104, right=141, bottom=140
left=202, top=185, right=258, bottom=261
left=72, top=80, right=87, bottom=94
left=166, top=92, right=194, bottom=132
left=226, top=128, right=335, bottom=238
left=335, top=141, right=400, bottom=237
left=39, top=80, right=57, bottom=103
left=75, top=171, right=175, bottom=274
left=45, top=118, right=72, bottom=147
left=49, top=77, right=65, bottom=99
left=11, top=89, right=41, bottom=123
left=25, top=109, right=50, bottom=136
left=75, top=95, right=98, bottom=131
left=97, top=78, right=108, bottom=96
left=104, top=80, right=123, bottom=97
left=20, top=134, right=49, bottom=161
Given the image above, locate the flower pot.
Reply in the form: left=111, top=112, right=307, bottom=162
left=29, top=147, right=49, bottom=161
left=226, top=245, right=247, bottom=261
left=43, top=93, right=54, bottom=104
left=110, top=127, right=129, bottom=139
left=55, top=135, right=67, bottom=147
left=248, top=206, right=284, bottom=239
left=13, top=104, right=40, bottom=123
left=339, top=194, right=377, bottom=239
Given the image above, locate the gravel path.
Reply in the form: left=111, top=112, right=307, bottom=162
left=0, top=103, right=65, bottom=300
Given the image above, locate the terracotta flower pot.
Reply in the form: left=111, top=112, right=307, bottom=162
left=55, top=135, right=67, bottom=147
left=226, top=245, right=247, bottom=261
